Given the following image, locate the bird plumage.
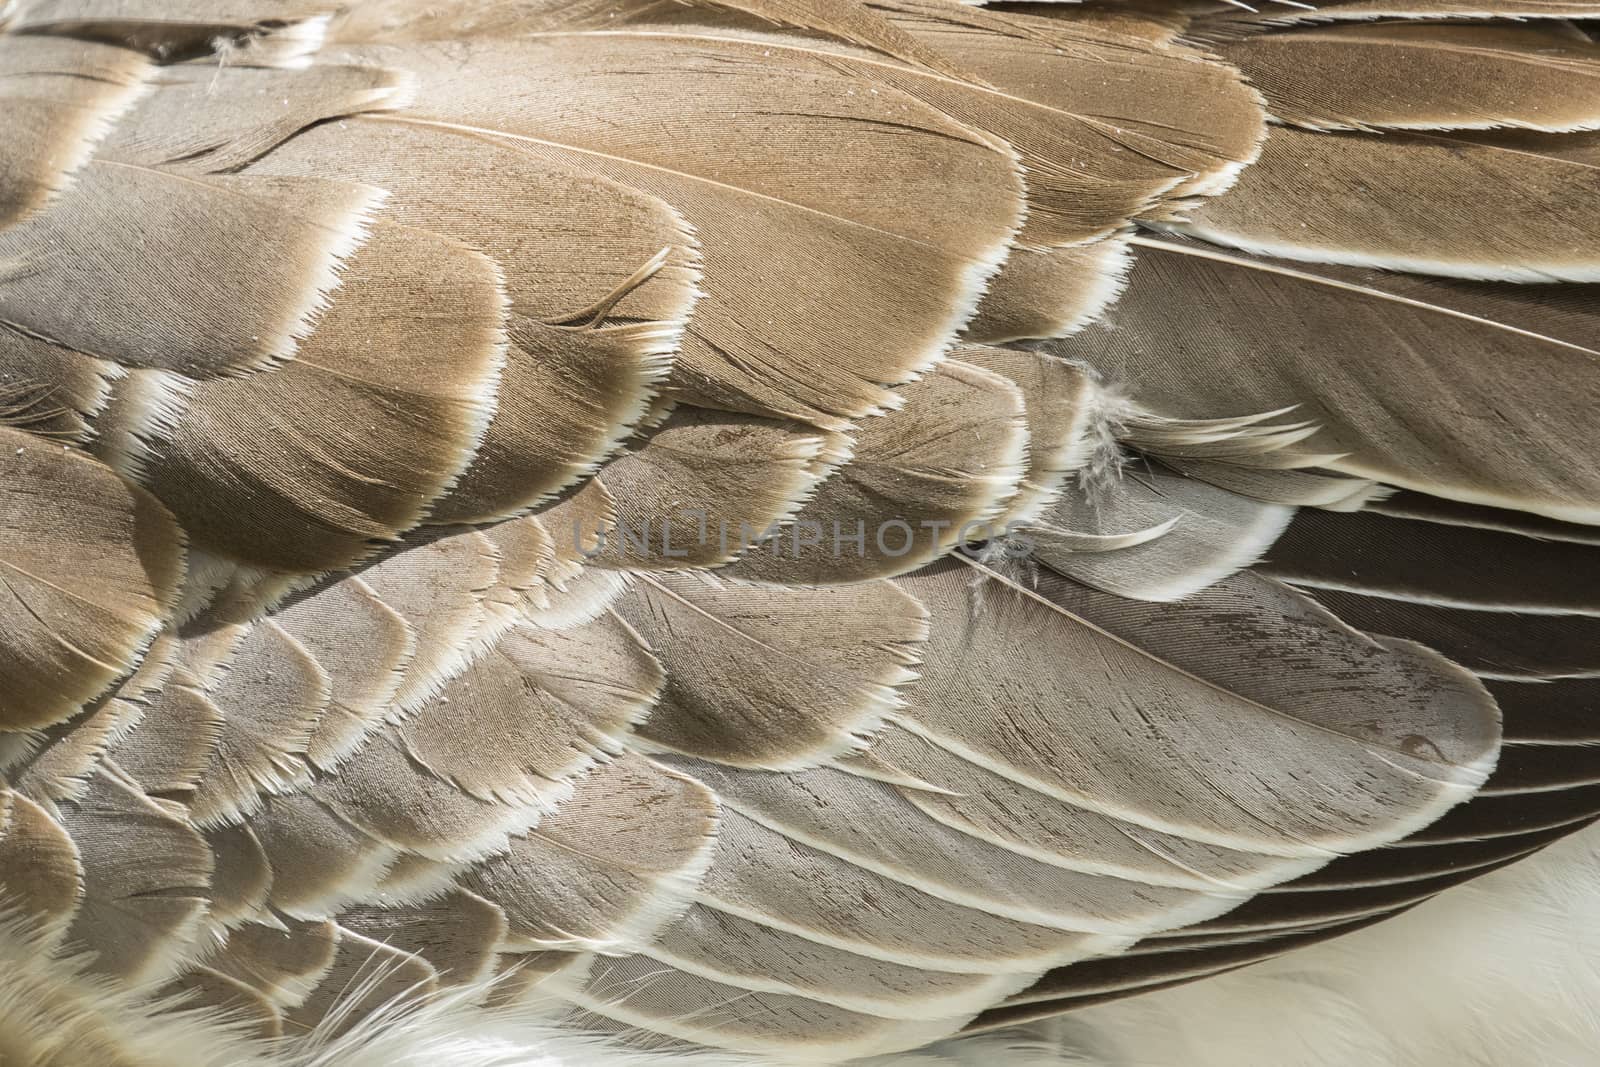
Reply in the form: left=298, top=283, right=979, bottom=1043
left=0, top=0, right=1597, bottom=1062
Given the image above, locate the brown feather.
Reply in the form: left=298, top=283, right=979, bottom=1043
left=1052, top=235, right=1600, bottom=521
left=0, top=164, right=381, bottom=378
left=0, top=428, right=183, bottom=733
left=336, top=33, right=1023, bottom=427
left=1219, top=22, right=1600, bottom=133
left=725, top=361, right=1029, bottom=584
left=0, top=789, right=84, bottom=941
left=250, top=118, right=699, bottom=521
left=616, top=573, right=927, bottom=769
left=0, top=37, right=151, bottom=230
left=1179, top=125, right=1600, bottom=281
left=144, top=221, right=505, bottom=573
left=58, top=768, right=213, bottom=982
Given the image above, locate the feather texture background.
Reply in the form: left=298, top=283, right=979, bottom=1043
left=1, top=0, right=1598, bottom=1062
left=7, top=820, right=1600, bottom=1065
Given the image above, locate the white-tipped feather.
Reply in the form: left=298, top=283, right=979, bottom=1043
left=1, top=3, right=1590, bottom=1063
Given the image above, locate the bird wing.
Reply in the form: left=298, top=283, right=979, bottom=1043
left=0, top=0, right=1595, bottom=1061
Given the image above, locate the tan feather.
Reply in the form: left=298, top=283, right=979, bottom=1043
left=0, top=333, right=111, bottom=443
left=335, top=33, right=1023, bottom=427
left=9, top=633, right=172, bottom=807
left=1024, top=463, right=1295, bottom=602
left=844, top=724, right=1300, bottom=891
left=0, top=428, right=183, bottom=733
left=872, top=0, right=1265, bottom=207
left=0, top=37, right=151, bottom=230
left=250, top=118, right=699, bottom=522
left=211, top=916, right=339, bottom=1010
left=669, top=756, right=1232, bottom=934
left=678, top=0, right=975, bottom=77
left=0, top=164, right=381, bottom=378
left=356, top=528, right=498, bottom=714
left=253, top=792, right=396, bottom=919
left=159, top=966, right=283, bottom=1040
left=293, top=926, right=427, bottom=1032
left=1052, top=234, right=1600, bottom=521
left=726, top=361, right=1029, bottom=584
left=174, top=617, right=328, bottom=831
left=1006, top=2, right=1189, bottom=45
left=0, top=789, right=84, bottom=941
left=1177, top=125, right=1600, bottom=281
left=554, top=948, right=965, bottom=1060
left=107, top=673, right=225, bottom=797
left=560, top=549, right=1497, bottom=1055
left=466, top=754, right=718, bottom=951
left=1218, top=22, right=1600, bottom=133
left=311, top=727, right=546, bottom=863
left=10, top=699, right=138, bottom=810
left=58, top=767, right=213, bottom=982
left=397, top=614, right=659, bottom=807
left=643, top=902, right=1023, bottom=1021
left=275, top=576, right=413, bottom=772
left=4, top=0, right=335, bottom=55
left=367, top=853, right=469, bottom=907
left=478, top=3, right=1260, bottom=338
left=186, top=619, right=332, bottom=828
left=144, top=221, right=506, bottom=572
left=534, top=477, right=618, bottom=592
left=99, top=60, right=408, bottom=172
left=587, top=407, right=839, bottom=570
left=202, top=822, right=272, bottom=929
left=894, top=559, right=1497, bottom=853
left=692, top=806, right=1107, bottom=973
left=676, top=0, right=1263, bottom=223
left=480, top=516, right=557, bottom=626
left=963, top=238, right=1135, bottom=344
left=616, top=573, right=927, bottom=769
left=339, top=890, right=508, bottom=987
left=528, top=0, right=1260, bottom=243
left=954, top=344, right=1097, bottom=526
left=1160, top=460, right=1383, bottom=511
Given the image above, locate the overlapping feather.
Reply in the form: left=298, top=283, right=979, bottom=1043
left=0, top=1, right=1596, bottom=1063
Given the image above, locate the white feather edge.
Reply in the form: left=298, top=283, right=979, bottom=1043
left=0, top=46, right=157, bottom=228
left=1169, top=214, right=1600, bottom=285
